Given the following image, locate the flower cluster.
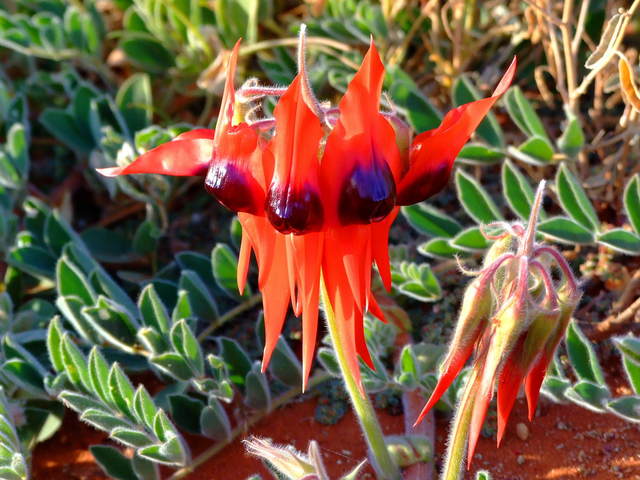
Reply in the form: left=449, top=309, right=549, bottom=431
left=98, top=27, right=516, bottom=391
left=414, top=181, right=580, bottom=469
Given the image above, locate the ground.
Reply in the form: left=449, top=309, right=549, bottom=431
left=32, top=390, right=640, bottom=480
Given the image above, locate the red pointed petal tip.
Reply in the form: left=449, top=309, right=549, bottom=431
left=96, top=138, right=213, bottom=177
left=413, top=344, right=477, bottom=427
left=397, top=58, right=517, bottom=206
left=496, top=344, right=528, bottom=446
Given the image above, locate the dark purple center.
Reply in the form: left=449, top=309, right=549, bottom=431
left=204, top=161, right=259, bottom=214
left=265, top=183, right=324, bottom=234
left=338, top=159, right=396, bottom=225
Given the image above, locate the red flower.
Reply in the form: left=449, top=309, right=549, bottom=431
left=97, top=37, right=515, bottom=391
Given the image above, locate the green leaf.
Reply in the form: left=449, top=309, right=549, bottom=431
left=504, top=86, right=549, bottom=140
left=6, top=123, right=28, bottom=178
left=40, top=108, right=93, bottom=153
left=211, top=243, right=248, bottom=299
left=317, top=347, right=340, bottom=377
left=120, top=34, right=174, bottom=74
left=607, top=396, right=640, bottom=422
left=0, top=152, right=20, bottom=189
left=417, top=238, right=463, bottom=259
left=178, top=270, right=218, bottom=321
left=169, top=394, right=204, bottom=435
left=61, top=333, right=92, bottom=391
left=244, top=365, right=271, bottom=410
left=138, top=284, right=170, bottom=334
left=621, top=356, right=640, bottom=395
left=508, top=136, right=554, bottom=165
left=401, top=204, right=461, bottom=238
left=89, top=348, right=112, bottom=406
left=455, top=169, right=502, bottom=224
left=556, top=164, right=599, bottom=231
left=91, top=445, right=138, bottom=480
left=452, top=75, right=504, bottom=147
left=200, top=399, right=231, bottom=441
left=81, top=409, right=132, bottom=431
left=537, top=216, right=594, bottom=244
left=268, top=338, right=302, bottom=388
left=116, top=73, right=152, bottom=132
left=389, top=80, right=441, bottom=132
left=624, top=174, right=640, bottom=235
left=566, top=320, right=605, bottom=384
left=501, top=159, right=537, bottom=220
left=449, top=227, right=491, bottom=251
left=57, top=257, right=95, bottom=305
left=7, top=245, right=57, bottom=278
left=2, top=359, right=44, bottom=395
left=597, top=229, right=640, bottom=255
left=111, top=427, right=154, bottom=448
left=82, top=297, right=138, bottom=347
left=47, top=317, right=65, bottom=373
left=108, top=363, right=136, bottom=419
left=133, top=386, right=157, bottom=430
left=150, top=352, right=194, bottom=381
left=457, top=143, right=504, bottom=165
left=613, top=335, right=640, bottom=363
left=170, top=319, right=204, bottom=376
left=558, top=112, right=585, bottom=157
left=218, top=338, right=252, bottom=386
left=564, top=381, right=610, bottom=412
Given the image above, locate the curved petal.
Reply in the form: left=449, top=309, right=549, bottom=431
left=397, top=58, right=517, bottom=206
left=96, top=138, right=213, bottom=177
left=321, top=39, right=401, bottom=227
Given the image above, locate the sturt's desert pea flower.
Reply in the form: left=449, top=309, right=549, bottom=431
left=97, top=27, right=516, bottom=392
left=414, top=181, right=580, bottom=475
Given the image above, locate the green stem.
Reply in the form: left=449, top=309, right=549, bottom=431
left=320, top=283, right=401, bottom=480
left=197, top=293, right=262, bottom=341
left=441, top=369, right=479, bottom=480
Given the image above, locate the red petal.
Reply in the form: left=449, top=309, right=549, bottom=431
left=174, top=128, right=215, bottom=140
left=260, top=231, right=291, bottom=371
left=96, top=138, right=212, bottom=177
left=288, top=232, right=323, bottom=388
left=265, top=74, right=325, bottom=234
left=496, top=340, right=528, bottom=446
left=321, top=40, right=401, bottom=227
left=413, top=338, right=477, bottom=425
left=371, top=208, right=398, bottom=291
left=397, top=58, right=516, bottom=206
left=237, top=229, right=252, bottom=295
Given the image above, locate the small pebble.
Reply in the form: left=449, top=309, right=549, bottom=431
left=516, top=422, right=529, bottom=441
left=517, top=455, right=525, bottom=465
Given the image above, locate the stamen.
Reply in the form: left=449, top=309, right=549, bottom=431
left=297, top=24, right=325, bottom=122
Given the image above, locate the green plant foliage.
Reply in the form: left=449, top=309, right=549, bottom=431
left=47, top=319, right=190, bottom=466
left=541, top=321, right=640, bottom=422
left=406, top=162, right=640, bottom=257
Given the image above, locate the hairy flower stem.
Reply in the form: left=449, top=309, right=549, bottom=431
left=320, top=281, right=402, bottom=480
left=441, top=368, right=479, bottom=480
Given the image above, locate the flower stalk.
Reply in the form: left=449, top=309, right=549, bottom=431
left=321, top=281, right=402, bottom=480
